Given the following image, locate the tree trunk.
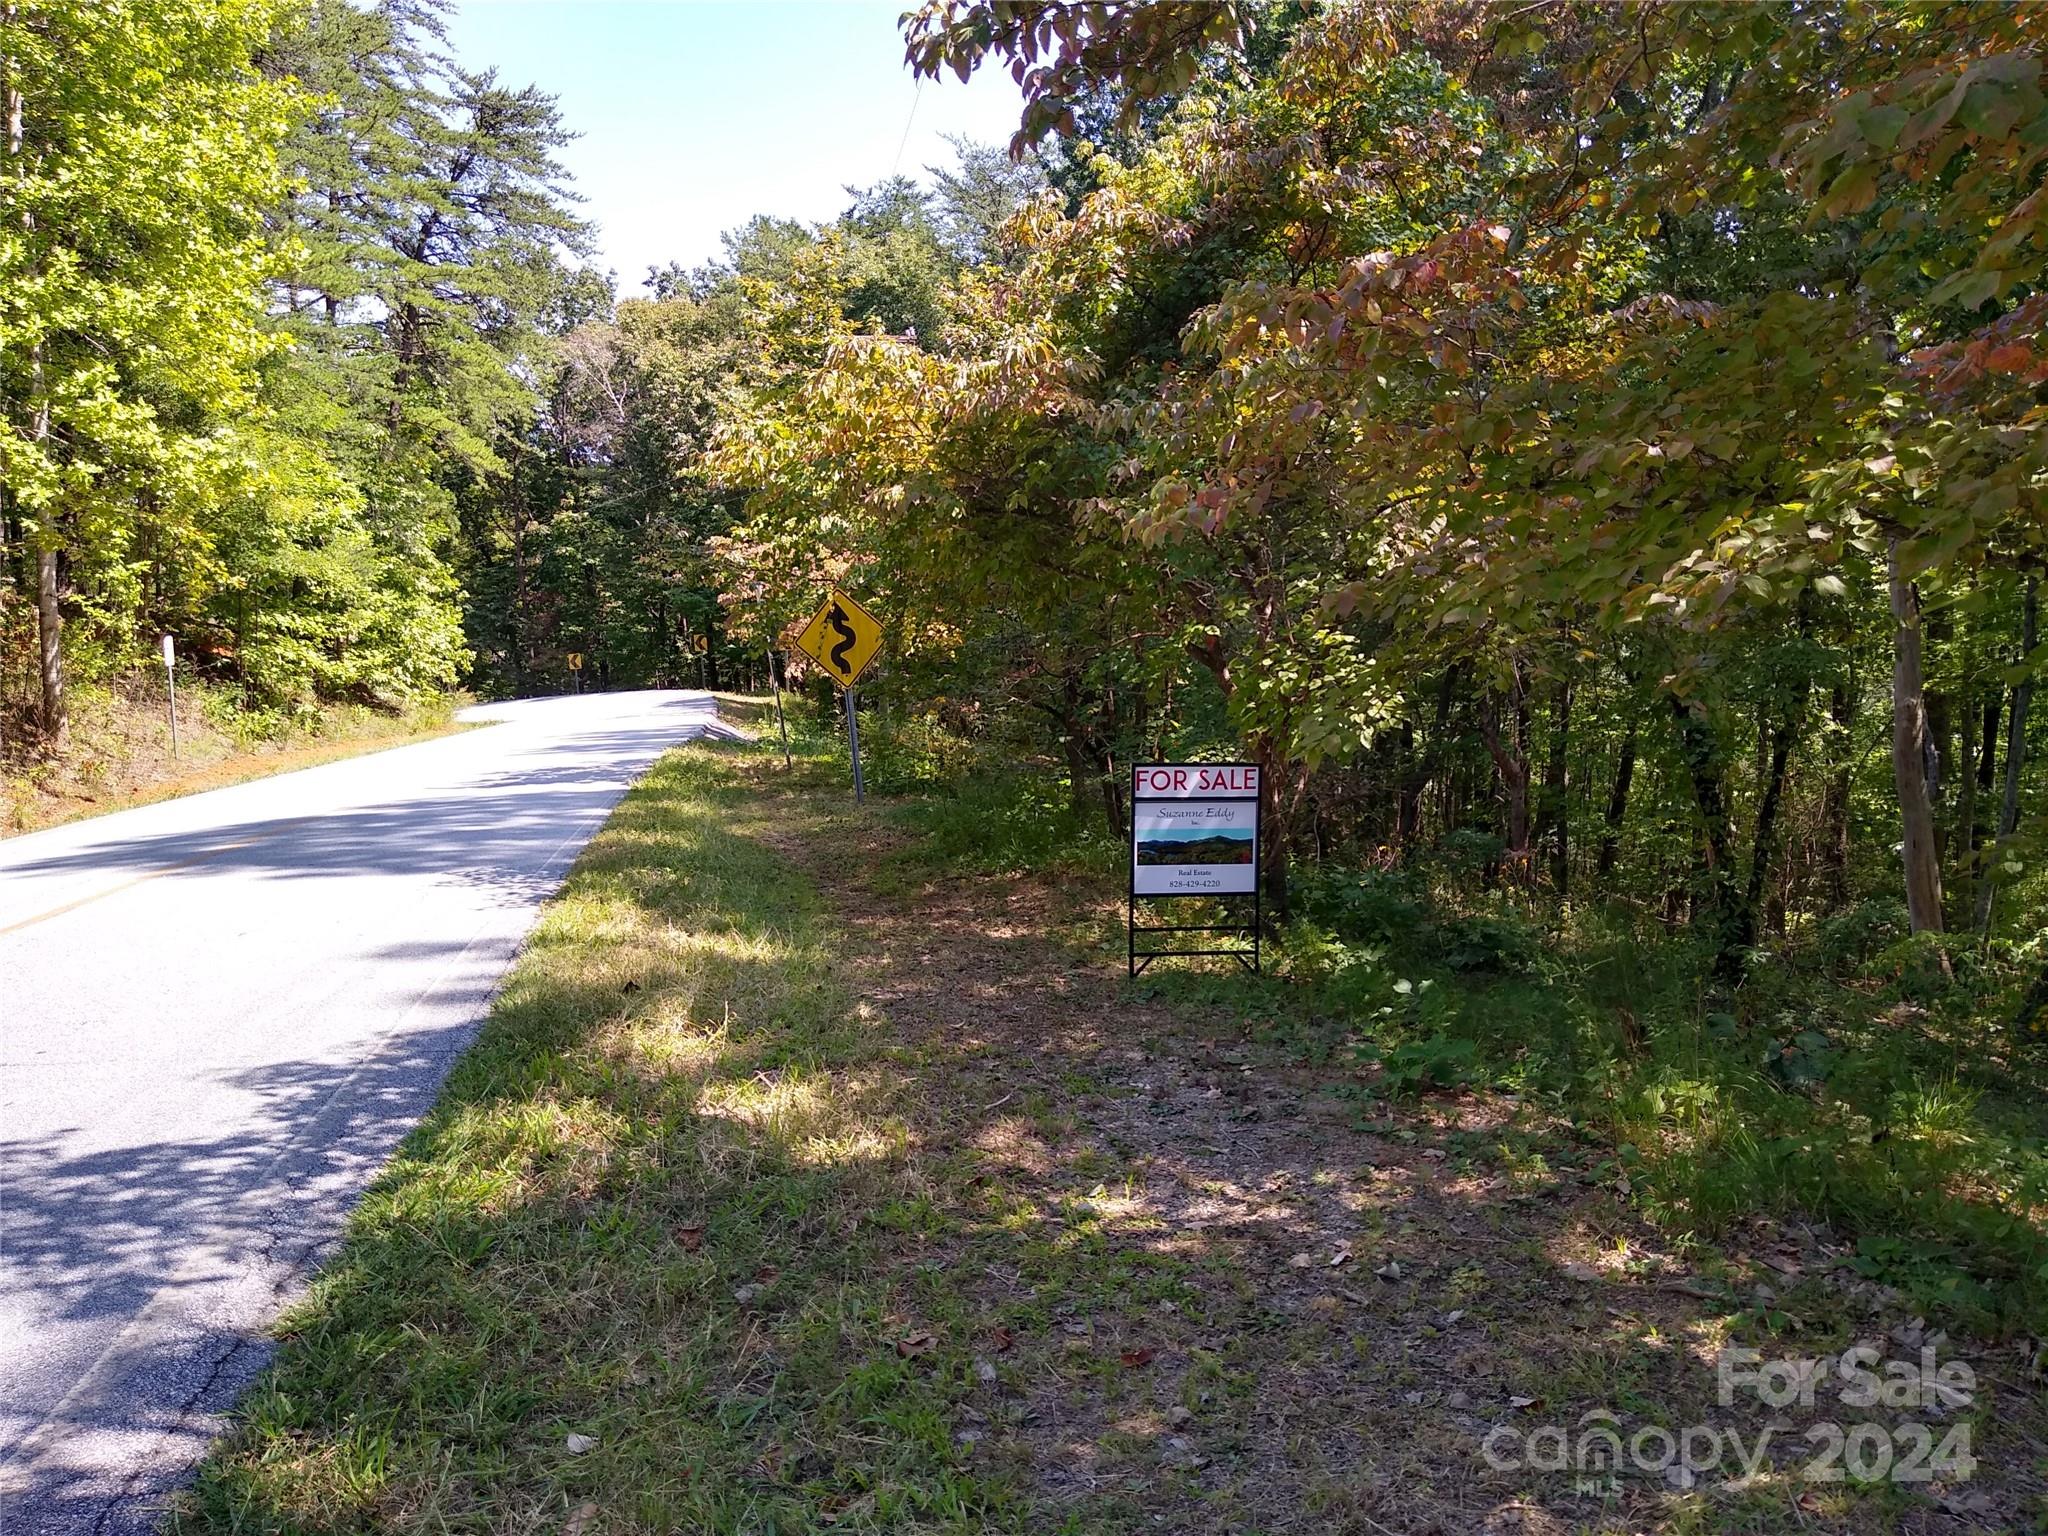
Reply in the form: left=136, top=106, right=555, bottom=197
left=1479, top=675, right=1532, bottom=882
left=1541, top=678, right=1572, bottom=895
left=1953, top=690, right=1980, bottom=922
left=1596, top=716, right=1637, bottom=880
left=1979, top=574, right=2038, bottom=933
left=1, top=11, right=14, bottom=760
left=1668, top=692, right=1752, bottom=979
left=36, top=542, right=63, bottom=743
left=1746, top=704, right=1798, bottom=920
left=1397, top=664, right=1461, bottom=861
left=1820, top=682, right=1853, bottom=910
left=1253, top=733, right=1291, bottom=925
left=1889, top=539, right=1944, bottom=934
left=11, top=22, right=64, bottom=746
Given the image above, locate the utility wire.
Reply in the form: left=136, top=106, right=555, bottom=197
left=890, top=74, right=925, bottom=179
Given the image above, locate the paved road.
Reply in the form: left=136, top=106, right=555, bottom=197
left=0, top=691, right=721, bottom=1534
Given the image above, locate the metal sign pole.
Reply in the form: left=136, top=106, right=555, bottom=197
left=161, top=634, right=179, bottom=759
left=769, top=647, right=791, bottom=769
left=845, top=686, right=864, bottom=803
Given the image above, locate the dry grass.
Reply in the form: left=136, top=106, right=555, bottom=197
left=1, top=677, right=466, bottom=835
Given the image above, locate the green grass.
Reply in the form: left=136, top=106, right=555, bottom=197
left=175, top=740, right=1011, bottom=1533
left=890, top=765, right=2048, bottom=1335
left=175, top=741, right=2048, bottom=1533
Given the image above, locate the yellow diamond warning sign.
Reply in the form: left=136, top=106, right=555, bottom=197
left=794, top=590, right=884, bottom=689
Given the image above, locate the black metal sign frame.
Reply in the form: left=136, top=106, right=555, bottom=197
left=1127, top=762, right=1261, bottom=976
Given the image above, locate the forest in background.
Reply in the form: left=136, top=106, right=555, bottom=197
left=5, top=1, right=2047, bottom=1318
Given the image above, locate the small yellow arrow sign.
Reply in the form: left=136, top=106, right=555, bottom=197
left=566, top=652, right=584, bottom=670
left=794, top=590, right=883, bottom=689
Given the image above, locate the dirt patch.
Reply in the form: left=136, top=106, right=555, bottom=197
left=759, top=782, right=2046, bottom=1535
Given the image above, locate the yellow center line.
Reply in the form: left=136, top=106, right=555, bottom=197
left=0, top=816, right=319, bottom=937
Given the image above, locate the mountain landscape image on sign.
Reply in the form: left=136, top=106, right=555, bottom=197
left=1134, top=829, right=1255, bottom=866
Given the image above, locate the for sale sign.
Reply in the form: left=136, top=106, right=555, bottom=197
left=1130, top=764, right=1260, bottom=897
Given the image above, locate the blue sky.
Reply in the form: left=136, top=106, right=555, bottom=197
left=444, top=1, right=1027, bottom=293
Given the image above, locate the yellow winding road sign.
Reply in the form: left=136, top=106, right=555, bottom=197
left=794, top=590, right=884, bottom=689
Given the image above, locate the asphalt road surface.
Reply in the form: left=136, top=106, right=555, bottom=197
left=0, top=690, right=722, bottom=1534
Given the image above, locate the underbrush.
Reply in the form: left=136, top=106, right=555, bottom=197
left=1191, top=866, right=2048, bottom=1335
left=867, top=764, right=2048, bottom=1336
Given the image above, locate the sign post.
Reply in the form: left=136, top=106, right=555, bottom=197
left=845, top=689, right=865, bottom=801
left=161, top=634, right=179, bottom=760
left=794, top=589, right=884, bottom=803
left=1128, top=763, right=1261, bottom=974
left=566, top=651, right=583, bottom=694
left=768, top=646, right=792, bottom=770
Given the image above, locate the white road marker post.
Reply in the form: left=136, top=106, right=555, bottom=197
left=161, top=633, right=179, bottom=759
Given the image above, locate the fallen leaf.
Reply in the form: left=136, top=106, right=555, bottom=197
left=990, top=1326, right=1015, bottom=1353
left=1329, top=1241, right=1354, bottom=1267
left=674, top=1224, right=704, bottom=1252
left=1560, top=1261, right=1599, bottom=1282
left=1165, top=1405, right=1193, bottom=1427
left=896, top=1330, right=937, bottom=1358
left=1508, top=1395, right=1537, bottom=1410
left=564, top=1432, right=598, bottom=1455
left=1119, top=1347, right=1156, bottom=1367
left=974, top=1357, right=998, bottom=1383
left=821, top=1492, right=878, bottom=1526
left=1443, top=1309, right=1465, bottom=1324
left=1375, top=1261, right=1402, bottom=1281
left=564, top=1500, right=601, bottom=1536
left=1288, top=1252, right=1317, bottom=1269
left=732, top=1283, right=764, bottom=1305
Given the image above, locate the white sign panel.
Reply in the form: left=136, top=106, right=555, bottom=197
left=1131, top=764, right=1260, bottom=897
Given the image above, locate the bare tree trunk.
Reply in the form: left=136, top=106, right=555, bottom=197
left=1668, top=691, right=1751, bottom=980
left=1397, top=664, right=1460, bottom=861
left=1479, top=686, right=1532, bottom=882
left=1537, top=676, right=1573, bottom=896
left=1820, top=682, right=1854, bottom=909
left=1980, top=574, right=2038, bottom=933
left=1747, top=705, right=1798, bottom=920
left=11, top=7, right=64, bottom=746
left=35, top=542, right=62, bottom=742
left=4, top=4, right=22, bottom=755
left=1889, top=538, right=1943, bottom=934
left=1596, top=716, right=1636, bottom=880
left=1954, top=688, right=1980, bottom=923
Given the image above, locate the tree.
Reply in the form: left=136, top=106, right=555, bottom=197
left=1, top=0, right=299, bottom=740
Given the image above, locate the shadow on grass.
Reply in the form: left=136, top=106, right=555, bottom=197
left=166, top=742, right=2045, bottom=1536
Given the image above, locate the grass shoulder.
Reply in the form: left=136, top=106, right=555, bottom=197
left=177, top=737, right=2045, bottom=1535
